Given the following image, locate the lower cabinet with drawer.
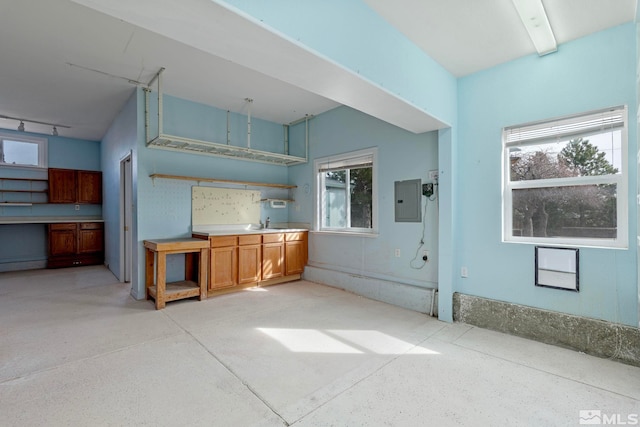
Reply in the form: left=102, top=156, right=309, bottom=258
left=209, top=236, right=238, bottom=290
left=196, top=231, right=308, bottom=296
left=285, top=232, right=308, bottom=276
left=48, top=222, right=104, bottom=268
left=238, top=234, right=262, bottom=285
left=262, top=233, right=284, bottom=280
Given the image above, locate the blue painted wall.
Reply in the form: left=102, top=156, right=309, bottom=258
left=127, top=95, right=441, bottom=302
left=160, top=94, right=288, bottom=154
left=457, top=23, right=637, bottom=326
left=221, top=0, right=457, bottom=127
left=101, top=89, right=139, bottom=286
left=0, top=130, right=102, bottom=269
left=0, top=131, right=101, bottom=219
left=290, top=106, right=439, bottom=289
left=132, top=93, right=302, bottom=297
left=221, top=0, right=458, bottom=317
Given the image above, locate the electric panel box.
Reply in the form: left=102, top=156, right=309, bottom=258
left=394, top=179, right=422, bottom=222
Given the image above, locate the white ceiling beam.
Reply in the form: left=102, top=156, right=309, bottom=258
left=69, top=0, right=447, bottom=133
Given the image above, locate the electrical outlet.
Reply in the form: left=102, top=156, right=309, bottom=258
left=75, top=204, right=80, bottom=211
left=422, top=250, right=429, bottom=261
left=461, top=266, right=468, bottom=278
left=395, top=248, right=401, bottom=257
left=428, top=170, right=439, bottom=181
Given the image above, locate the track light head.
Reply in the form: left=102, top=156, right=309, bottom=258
left=17, top=121, right=25, bottom=132
left=52, top=126, right=58, bottom=136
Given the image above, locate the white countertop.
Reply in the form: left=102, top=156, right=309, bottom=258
left=0, top=216, right=104, bottom=224
left=192, top=223, right=308, bottom=236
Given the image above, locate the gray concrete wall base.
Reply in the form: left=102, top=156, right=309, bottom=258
left=303, top=266, right=438, bottom=316
left=453, top=293, right=640, bottom=367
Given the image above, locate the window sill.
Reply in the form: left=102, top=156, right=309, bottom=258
left=311, top=230, right=379, bottom=238
left=0, top=164, right=47, bottom=171
left=503, top=238, right=628, bottom=250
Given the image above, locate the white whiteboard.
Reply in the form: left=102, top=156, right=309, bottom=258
left=192, top=186, right=261, bottom=226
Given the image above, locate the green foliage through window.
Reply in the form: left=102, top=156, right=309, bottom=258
left=503, top=106, right=626, bottom=247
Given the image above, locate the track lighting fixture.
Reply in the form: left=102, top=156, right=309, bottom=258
left=0, top=114, right=70, bottom=135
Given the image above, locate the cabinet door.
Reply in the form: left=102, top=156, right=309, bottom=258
left=48, top=169, right=76, bottom=203
left=210, top=246, right=237, bottom=290
left=78, top=223, right=104, bottom=253
left=77, top=171, right=102, bottom=204
left=285, top=241, right=305, bottom=275
left=49, top=224, right=77, bottom=256
left=262, top=243, right=284, bottom=280
left=238, top=244, right=261, bottom=284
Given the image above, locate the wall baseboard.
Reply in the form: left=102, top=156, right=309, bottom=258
left=303, top=265, right=437, bottom=315
left=0, top=260, right=47, bottom=273
left=453, top=293, right=640, bottom=367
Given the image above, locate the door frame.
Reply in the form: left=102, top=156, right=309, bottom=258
left=119, top=152, right=133, bottom=283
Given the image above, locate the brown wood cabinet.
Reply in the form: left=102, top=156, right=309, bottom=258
left=49, top=223, right=77, bottom=256
left=262, top=233, right=284, bottom=280
left=48, top=169, right=76, bottom=203
left=285, top=232, right=308, bottom=276
left=209, top=236, right=237, bottom=290
left=48, top=168, right=102, bottom=204
left=77, top=171, right=102, bottom=204
left=48, top=222, right=104, bottom=268
left=195, top=230, right=307, bottom=296
left=78, top=222, right=104, bottom=254
left=238, top=235, right=262, bottom=285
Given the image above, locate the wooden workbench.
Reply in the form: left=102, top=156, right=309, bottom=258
left=144, top=238, right=209, bottom=309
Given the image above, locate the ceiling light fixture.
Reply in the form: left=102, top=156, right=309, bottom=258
left=0, top=114, right=70, bottom=135
left=511, top=0, right=557, bottom=56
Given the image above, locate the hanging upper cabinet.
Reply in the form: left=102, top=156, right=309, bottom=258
left=48, top=168, right=102, bottom=204
left=77, top=170, right=102, bottom=204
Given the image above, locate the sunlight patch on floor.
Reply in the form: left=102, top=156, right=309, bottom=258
left=257, top=328, right=440, bottom=355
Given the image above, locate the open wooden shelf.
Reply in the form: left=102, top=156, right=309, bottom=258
left=0, top=177, right=49, bottom=205
left=150, top=173, right=296, bottom=189
left=147, top=280, right=201, bottom=302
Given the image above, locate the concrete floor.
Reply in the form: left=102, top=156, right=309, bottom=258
left=1, top=266, right=639, bottom=426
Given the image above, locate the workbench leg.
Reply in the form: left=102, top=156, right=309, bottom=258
left=156, top=252, right=166, bottom=310
left=185, top=252, right=195, bottom=282
left=145, top=248, right=154, bottom=300
left=198, top=248, right=208, bottom=301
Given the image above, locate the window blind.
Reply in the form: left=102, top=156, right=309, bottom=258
left=318, top=154, right=374, bottom=173
left=504, top=106, right=625, bottom=146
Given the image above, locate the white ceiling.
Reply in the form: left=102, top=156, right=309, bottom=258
left=364, top=0, right=637, bottom=77
left=0, top=0, right=635, bottom=141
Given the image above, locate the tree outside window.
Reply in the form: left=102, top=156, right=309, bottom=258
left=510, top=138, right=617, bottom=238
left=324, top=167, right=372, bottom=229
left=503, top=106, right=627, bottom=248
left=315, top=147, right=377, bottom=234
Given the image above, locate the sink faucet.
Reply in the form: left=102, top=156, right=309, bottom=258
left=265, top=217, right=270, bottom=229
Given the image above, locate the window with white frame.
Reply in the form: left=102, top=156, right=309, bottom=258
left=503, top=106, right=627, bottom=248
left=315, top=148, right=378, bottom=234
left=0, top=132, right=47, bottom=168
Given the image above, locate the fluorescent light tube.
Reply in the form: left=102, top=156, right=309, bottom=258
left=512, top=0, right=557, bottom=56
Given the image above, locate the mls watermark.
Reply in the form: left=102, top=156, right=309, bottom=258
left=580, top=410, right=639, bottom=425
